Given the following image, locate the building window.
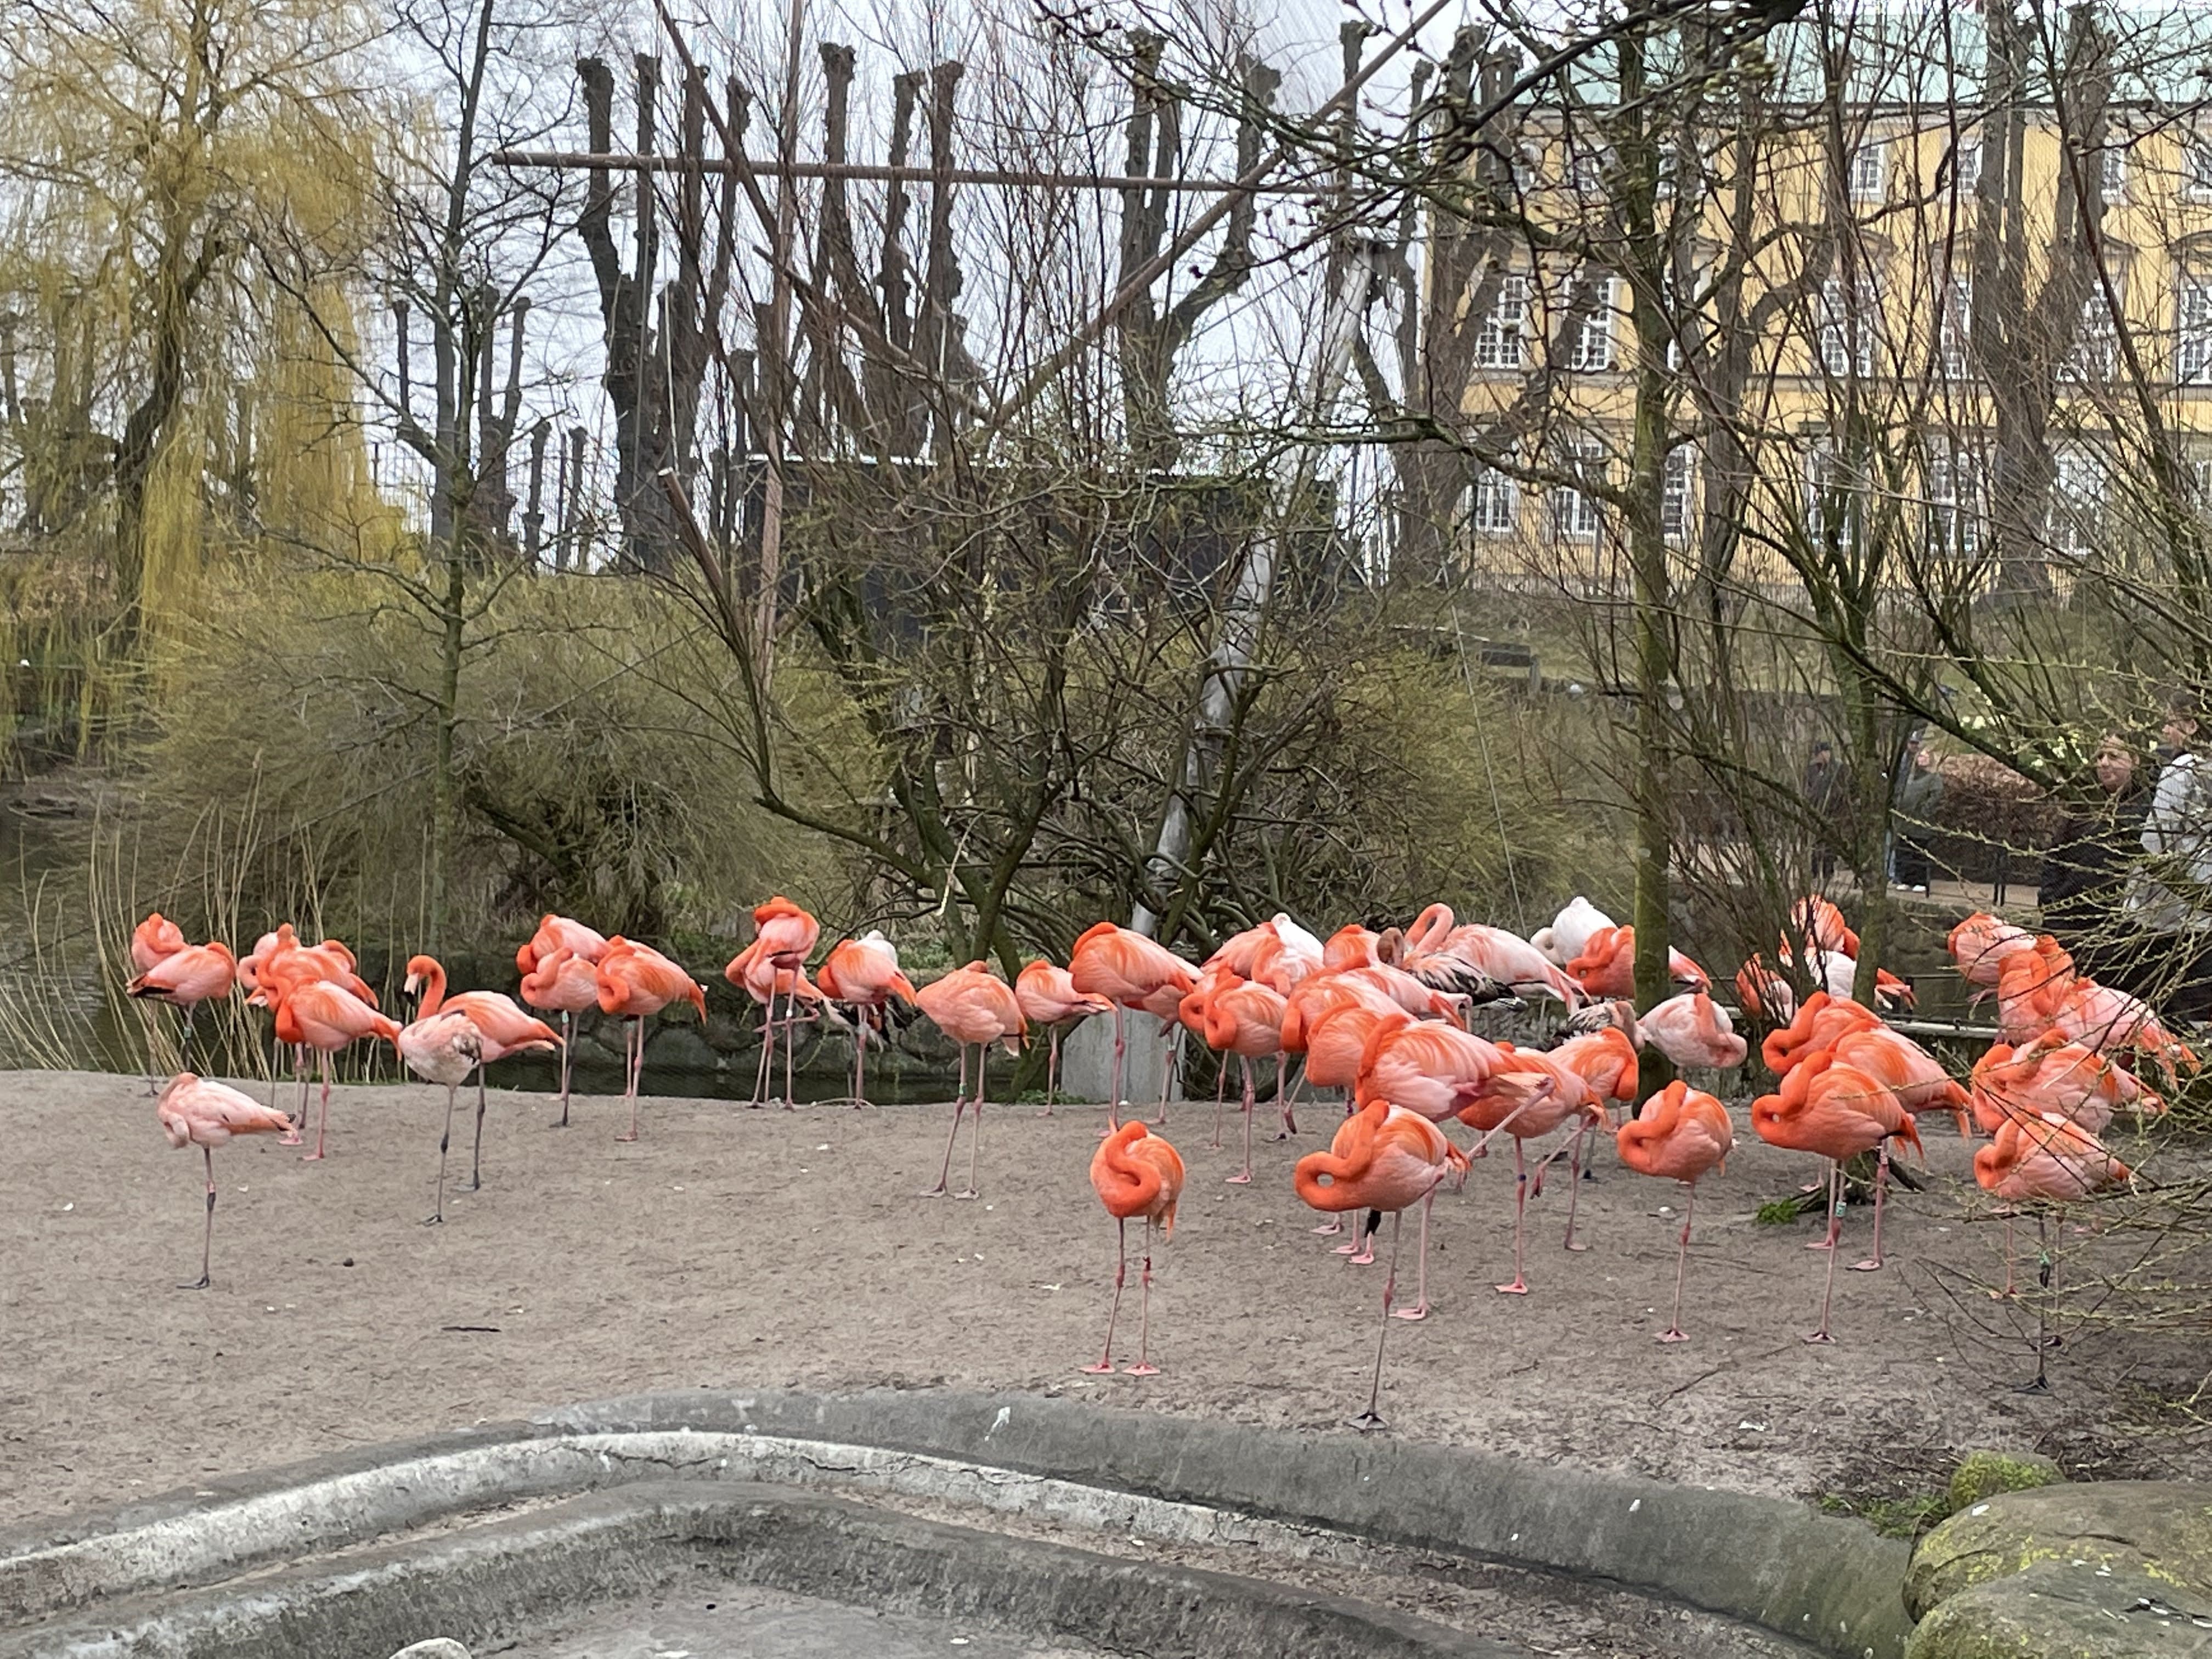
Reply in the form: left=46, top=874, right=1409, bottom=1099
left=2066, top=294, right=2119, bottom=382
left=1474, top=274, right=1528, bottom=370
left=1939, top=275, right=1973, bottom=379
left=2187, top=138, right=2212, bottom=202
left=1804, top=438, right=1866, bottom=543
left=1925, top=444, right=1981, bottom=558
left=2051, top=448, right=2102, bottom=556
left=1550, top=443, right=1606, bottom=541
left=1470, top=468, right=1520, bottom=535
left=1565, top=276, right=1616, bottom=372
left=1848, top=140, right=1886, bottom=201
left=1818, top=276, right=1878, bottom=376
left=2179, top=274, right=2212, bottom=384
left=2192, top=458, right=2212, bottom=515
left=1567, top=142, right=1613, bottom=195
left=2100, top=143, right=2128, bottom=202
left=1662, top=448, right=1694, bottom=541
left=1953, top=139, right=1982, bottom=194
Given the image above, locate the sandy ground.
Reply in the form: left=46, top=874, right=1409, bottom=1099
left=2, top=1068, right=2202, bottom=1532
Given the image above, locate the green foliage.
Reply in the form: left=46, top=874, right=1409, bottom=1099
left=1946, top=1452, right=2065, bottom=1514
left=1754, top=1199, right=1803, bottom=1226
left=1819, top=1490, right=1950, bottom=1541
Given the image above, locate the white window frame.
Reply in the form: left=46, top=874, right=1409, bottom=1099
left=2050, top=447, right=2102, bottom=556
left=2187, top=136, right=2212, bottom=202
left=1804, top=437, right=1867, bottom=544
left=2179, top=273, right=2212, bottom=385
left=1954, top=139, right=1982, bottom=195
left=1848, top=140, right=1886, bottom=201
left=2067, top=293, right=2118, bottom=383
left=2192, top=458, right=2212, bottom=514
left=1550, top=442, right=1606, bottom=542
left=1470, top=467, right=1520, bottom=535
left=1661, top=447, right=1694, bottom=541
left=2100, top=142, right=2128, bottom=203
left=1939, top=274, right=1973, bottom=379
left=1925, top=443, right=1982, bottom=558
left=1565, top=276, right=1616, bottom=373
left=1474, top=273, right=1528, bottom=371
left=1818, top=276, right=1878, bottom=377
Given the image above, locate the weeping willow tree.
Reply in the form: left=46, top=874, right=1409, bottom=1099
left=0, top=0, right=388, bottom=765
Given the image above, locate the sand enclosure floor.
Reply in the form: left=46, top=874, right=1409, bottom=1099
left=3, top=1068, right=2204, bottom=1531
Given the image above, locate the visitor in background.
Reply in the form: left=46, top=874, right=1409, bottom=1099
left=2131, top=695, right=2212, bottom=1022
left=1803, top=739, right=1844, bottom=885
left=2041, top=735, right=2148, bottom=989
left=1891, top=746, right=1946, bottom=894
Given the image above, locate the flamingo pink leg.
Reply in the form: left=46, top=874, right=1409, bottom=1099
left=924, top=1046, right=968, bottom=1197
left=552, top=1011, right=574, bottom=1128
left=616, top=1017, right=643, bottom=1142
left=183, top=1145, right=216, bottom=1290
left=1271, top=1059, right=1303, bottom=1138
left=1346, top=1210, right=1380, bottom=1264
left=1849, top=1143, right=1890, bottom=1272
left=1152, top=1018, right=1176, bottom=1125
left=1350, top=1210, right=1402, bottom=1431
left=303, top=1053, right=333, bottom=1161
left=1807, top=1162, right=1843, bottom=1344
left=1392, top=1190, right=1435, bottom=1320
left=428, top=1081, right=457, bottom=1225
left=466, top=1066, right=489, bottom=1192
left=1082, top=1216, right=1126, bottom=1374
left=957, top=1049, right=984, bottom=1200
left=1224, top=1057, right=1255, bottom=1184
left=1657, top=1182, right=1696, bottom=1342
left=1210, top=1056, right=1229, bottom=1150
left=1106, top=1004, right=1126, bottom=1133
left=1561, top=1122, right=1590, bottom=1252
left=1037, top=1026, right=1059, bottom=1117
left=749, top=984, right=777, bottom=1107
left=1127, top=1218, right=1161, bottom=1375
left=1496, top=1139, right=1531, bottom=1294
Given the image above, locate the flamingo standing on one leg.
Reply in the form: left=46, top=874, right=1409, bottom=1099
left=912, top=962, right=1027, bottom=1199
left=404, top=955, right=563, bottom=1189
left=1752, top=1050, right=1922, bottom=1343
left=398, top=1010, right=484, bottom=1224
left=1294, top=1100, right=1469, bottom=1431
left=594, top=939, right=709, bottom=1143
left=729, top=896, right=821, bottom=1108
left=1015, top=958, right=1110, bottom=1116
left=1083, top=1120, right=1186, bottom=1376
left=126, top=941, right=238, bottom=1077
left=251, top=978, right=401, bottom=1161
left=819, top=931, right=918, bottom=1108
left=1203, top=978, right=1288, bottom=1185
left=516, top=912, right=611, bottom=977
left=520, top=948, right=601, bottom=1127
left=157, top=1073, right=296, bottom=1289
left=1458, top=1058, right=1603, bottom=1294
left=132, top=912, right=188, bottom=973
left=1616, top=1080, right=1734, bottom=1342
left=729, top=948, right=828, bottom=1108
left=247, top=938, right=379, bottom=1137
left=1068, top=922, right=1198, bottom=1131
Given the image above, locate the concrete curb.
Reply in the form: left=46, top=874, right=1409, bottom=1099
left=2, top=1482, right=1511, bottom=1659
left=0, top=1386, right=1909, bottom=1658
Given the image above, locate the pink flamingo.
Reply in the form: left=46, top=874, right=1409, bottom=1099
left=594, top=939, right=709, bottom=1142
left=398, top=1010, right=484, bottom=1223
left=819, top=932, right=919, bottom=1108
left=405, top=955, right=562, bottom=1188
left=913, top=962, right=1026, bottom=1199
left=1201, top=978, right=1289, bottom=1184
left=1457, top=1050, right=1604, bottom=1292
left=1015, top=958, right=1110, bottom=1115
left=1084, top=1121, right=1186, bottom=1376
left=520, top=948, right=601, bottom=1126
left=1068, top=922, right=1198, bottom=1130
left=251, top=978, right=401, bottom=1161
left=1616, top=1080, right=1734, bottom=1342
left=157, top=1073, right=297, bottom=1289
left=126, top=940, right=237, bottom=1076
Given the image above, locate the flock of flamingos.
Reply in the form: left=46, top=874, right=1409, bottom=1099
left=128, top=891, right=2175, bottom=1426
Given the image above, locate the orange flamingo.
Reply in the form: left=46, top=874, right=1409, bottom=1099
left=1084, top=1121, right=1186, bottom=1375
left=1458, top=1050, right=1605, bottom=1289
left=1014, top=958, right=1108, bottom=1116
left=1565, top=925, right=1711, bottom=999
left=726, top=897, right=825, bottom=1108
left=1759, top=990, right=1880, bottom=1077
left=1616, top=1080, right=1734, bottom=1342
left=157, top=1073, right=297, bottom=1289
left=1947, top=911, right=2035, bottom=990
left=1829, top=1024, right=1972, bottom=1138
left=397, top=1010, right=484, bottom=1224
left=251, top=978, right=402, bottom=1161
left=1751, top=1051, right=1922, bottom=1341
left=1068, top=922, right=1198, bottom=1130
left=1971, top=1031, right=2165, bottom=1138
left=126, top=940, right=237, bottom=1076
left=245, top=932, right=376, bottom=1136
left=1294, top=1101, right=1470, bottom=1429
left=1321, top=923, right=1382, bottom=970
left=1202, top=978, right=1290, bottom=1184
left=131, top=912, right=187, bottom=973
left=819, top=932, right=918, bottom=1109
left=520, top=947, right=601, bottom=1127
left=1784, top=895, right=1860, bottom=960
left=1734, top=954, right=1797, bottom=1024
left=594, top=938, right=708, bottom=1142
left=1974, top=1110, right=2131, bottom=1312
left=728, top=946, right=828, bottom=1109
left=913, top=962, right=1026, bottom=1198
left=516, top=912, right=611, bottom=975
left=405, top=955, right=562, bottom=1189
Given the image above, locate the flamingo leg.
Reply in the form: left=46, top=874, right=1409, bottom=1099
left=182, top=1145, right=215, bottom=1290
left=923, top=1046, right=967, bottom=1197
left=1849, top=1142, right=1890, bottom=1272
left=616, top=1017, right=642, bottom=1142
left=1806, top=1163, right=1842, bottom=1344
left=1275, top=1058, right=1304, bottom=1137
left=1082, top=1217, right=1126, bottom=1374
left=1806, top=1163, right=1844, bottom=1251
left=1496, top=1139, right=1530, bottom=1294
left=957, top=1048, right=984, bottom=1200
left=467, top=1066, right=488, bottom=1192
left=427, top=1081, right=456, bottom=1224
left=178, top=1004, right=196, bottom=1080
left=1210, top=1054, right=1228, bottom=1150
left=1127, top=1217, right=1161, bottom=1375
left=853, top=1003, right=868, bottom=1109
left=554, top=1011, right=573, bottom=1127
left=303, top=1052, right=332, bottom=1161
left=1152, top=1018, right=1176, bottom=1125
left=749, top=985, right=777, bottom=1107
left=1225, top=1057, right=1255, bottom=1184
left=1562, top=1121, right=1590, bottom=1251
left=285, top=1045, right=308, bottom=1143
left=1392, top=1191, right=1434, bottom=1320
left=782, top=991, right=798, bottom=1109
left=1346, top=1209, right=1380, bottom=1264
left=1350, top=1210, right=1402, bottom=1432
left=1038, top=1025, right=1059, bottom=1117
left=1657, top=1182, right=1695, bottom=1342
left=1107, top=1005, right=1126, bottom=1132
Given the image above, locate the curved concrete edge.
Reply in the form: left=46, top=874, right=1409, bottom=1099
left=546, top=1388, right=1913, bottom=1659
left=0, top=1385, right=1909, bottom=1659
left=2, top=1481, right=1513, bottom=1659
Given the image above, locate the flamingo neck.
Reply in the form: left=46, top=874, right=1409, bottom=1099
left=415, top=958, right=447, bottom=1017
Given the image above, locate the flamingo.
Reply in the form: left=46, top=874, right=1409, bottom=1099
left=1829, top=1024, right=1972, bottom=1138
left=1760, top=990, right=1880, bottom=1077
left=520, top=948, right=601, bottom=1126
left=1068, top=922, right=1198, bottom=1130
left=1531, top=895, right=1615, bottom=966
left=131, top=912, right=187, bottom=973
left=1015, top=958, right=1110, bottom=1116
left=727, top=947, right=828, bottom=1108
left=1616, top=1080, right=1734, bottom=1342
left=1083, top=1121, right=1186, bottom=1376
left=1734, top=954, right=1797, bottom=1025
left=1321, top=923, right=1382, bottom=970
left=156, top=1073, right=296, bottom=1289
left=250, top=977, right=400, bottom=1161
left=397, top=1011, right=484, bottom=1223
left=1971, top=1032, right=2165, bottom=1138
left=1246, top=913, right=1325, bottom=995
left=404, top=956, right=562, bottom=1189
left=820, top=932, right=919, bottom=1109
left=1565, top=925, right=1710, bottom=999
left=246, top=934, right=379, bottom=1130
left=1412, top=910, right=1583, bottom=1006
left=594, top=938, right=708, bottom=1142
left=516, top=912, right=611, bottom=975
left=1974, top=1110, right=2131, bottom=1326
left=1293, top=1100, right=1469, bottom=1430
left=1175, top=967, right=1240, bottom=1147
left=912, top=962, right=1026, bottom=1199
left=1751, top=1050, right=1922, bottom=1341
left=1784, top=895, right=1860, bottom=961
left=1948, top=911, right=2035, bottom=989
left=730, top=896, right=821, bottom=1107
left=1297, top=1002, right=1412, bottom=1248
left=126, top=941, right=237, bottom=1076
left=1202, top=978, right=1289, bottom=1184
left=1458, top=1051, right=1606, bottom=1288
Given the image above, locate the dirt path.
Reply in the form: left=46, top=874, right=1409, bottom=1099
left=0, top=1069, right=2194, bottom=1530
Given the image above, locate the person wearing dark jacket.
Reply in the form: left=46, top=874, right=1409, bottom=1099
left=1804, top=740, right=1846, bottom=884
left=2041, top=736, right=2149, bottom=988
left=1891, top=746, right=1946, bottom=893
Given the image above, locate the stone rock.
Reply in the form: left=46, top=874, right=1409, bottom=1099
left=644, top=1024, right=718, bottom=1073
left=1947, top=1450, right=2064, bottom=1515
left=388, top=1643, right=472, bottom=1659
left=1904, top=1480, right=2212, bottom=1622
left=1905, top=1560, right=2212, bottom=1659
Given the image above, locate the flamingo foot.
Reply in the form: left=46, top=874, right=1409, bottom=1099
left=1348, top=1409, right=1387, bottom=1434
left=1803, top=1329, right=1835, bottom=1345
left=1848, top=1256, right=1883, bottom=1273
left=178, top=1275, right=210, bottom=1291
left=278, top=1131, right=302, bottom=1146
left=1987, top=1286, right=2017, bottom=1301
left=917, top=1184, right=948, bottom=1199
left=953, top=1188, right=980, bottom=1201
left=1656, top=1327, right=1689, bottom=1344
left=1565, top=1241, right=1590, bottom=1254
left=422, top=1214, right=444, bottom=1227
left=1330, top=1241, right=1360, bottom=1255
left=1494, top=1278, right=1529, bottom=1295
left=1223, top=1172, right=1252, bottom=1186
left=300, top=1150, right=326, bottom=1163
left=1311, top=1220, right=1342, bottom=1235
left=1348, top=1245, right=1376, bottom=1266
left=1079, top=1361, right=1114, bottom=1375
left=1390, top=1302, right=1430, bottom=1322
left=614, top=1131, right=639, bottom=1144
left=1804, top=1237, right=1835, bottom=1251
left=1124, top=1362, right=1160, bottom=1376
